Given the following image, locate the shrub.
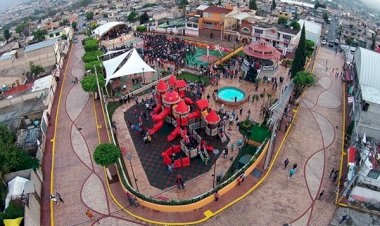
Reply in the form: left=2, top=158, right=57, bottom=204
left=84, top=38, right=99, bottom=52
left=93, top=143, right=120, bottom=166
left=136, top=25, right=147, bottom=32
left=81, top=74, right=106, bottom=92
left=0, top=200, right=24, bottom=220
left=82, top=50, right=103, bottom=63
left=85, top=61, right=103, bottom=73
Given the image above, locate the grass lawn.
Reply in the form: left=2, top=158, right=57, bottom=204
left=107, top=102, right=121, bottom=119
left=240, top=122, right=271, bottom=143
left=177, top=73, right=211, bottom=86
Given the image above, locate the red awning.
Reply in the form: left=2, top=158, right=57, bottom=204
left=348, top=147, right=356, bottom=165
left=205, top=110, right=220, bottom=124
left=196, top=99, right=209, bottom=109
left=243, top=41, right=281, bottom=60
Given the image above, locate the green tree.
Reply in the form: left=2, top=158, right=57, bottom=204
left=179, top=0, right=189, bottom=6
left=291, top=24, right=306, bottom=77
left=0, top=35, right=4, bottom=41
left=32, top=29, right=47, bottom=42
left=314, top=1, right=326, bottom=10
left=59, top=19, right=69, bottom=26
left=290, top=21, right=300, bottom=31
left=86, top=12, right=94, bottom=20
left=278, top=16, right=287, bottom=25
left=293, top=71, right=315, bottom=97
left=249, top=0, right=257, bottom=10
left=305, top=39, right=315, bottom=57
left=84, top=38, right=99, bottom=52
left=127, top=9, right=138, bottom=22
left=3, top=29, right=11, bottom=40
left=139, top=12, right=149, bottom=24
left=81, top=74, right=106, bottom=92
left=323, top=12, right=330, bottom=24
left=71, top=21, right=77, bottom=30
left=345, top=37, right=353, bottom=46
left=29, top=62, right=45, bottom=76
left=0, top=125, right=40, bottom=175
left=93, top=143, right=120, bottom=167
left=15, top=24, right=26, bottom=34
left=271, top=0, right=276, bottom=10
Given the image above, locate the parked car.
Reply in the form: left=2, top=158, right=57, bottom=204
left=321, top=39, right=327, bottom=45
left=328, top=41, right=334, bottom=47
left=335, top=39, right=340, bottom=44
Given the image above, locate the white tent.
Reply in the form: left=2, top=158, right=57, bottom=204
left=5, top=176, right=29, bottom=209
left=103, top=48, right=155, bottom=85
left=93, top=21, right=126, bottom=38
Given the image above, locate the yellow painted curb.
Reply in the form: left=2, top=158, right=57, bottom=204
left=50, top=45, right=73, bottom=226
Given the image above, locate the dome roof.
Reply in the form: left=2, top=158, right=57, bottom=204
left=175, top=100, right=190, bottom=114
left=157, top=80, right=168, bottom=92
left=175, top=80, right=187, bottom=88
left=168, top=75, right=177, bottom=86
left=163, top=91, right=180, bottom=104
left=205, top=110, right=220, bottom=124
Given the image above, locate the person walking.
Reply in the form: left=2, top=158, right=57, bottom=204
left=239, top=107, right=243, bottom=115
left=284, top=159, right=290, bottom=169
left=168, top=162, right=174, bottom=174
left=56, top=192, right=64, bottom=203
left=214, top=191, right=219, bottom=201
left=292, top=163, right=298, bottom=170
left=339, top=215, right=348, bottom=224
left=85, top=210, right=94, bottom=220
left=329, top=169, right=335, bottom=179
left=318, top=190, right=325, bottom=200
left=50, top=195, right=58, bottom=205
left=333, top=171, right=339, bottom=183
left=288, top=168, right=296, bottom=179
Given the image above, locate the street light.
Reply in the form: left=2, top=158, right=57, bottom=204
left=212, top=149, right=220, bottom=188
left=142, top=67, right=145, bottom=85
left=126, top=153, right=139, bottom=192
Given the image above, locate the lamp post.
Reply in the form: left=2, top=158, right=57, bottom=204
left=126, top=153, right=139, bottom=192
left=212, top=149, right=220, bottom=188
left=142, top=67, right=145, bottom=85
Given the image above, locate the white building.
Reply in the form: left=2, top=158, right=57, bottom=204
left=298, top=19, right=322, bottom=44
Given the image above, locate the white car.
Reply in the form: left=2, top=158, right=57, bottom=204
left=321, top=40, right=327, bottom=45
left=325, top=30, right=329, bottom=35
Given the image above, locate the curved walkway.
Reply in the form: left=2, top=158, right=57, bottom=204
left=202, top=47, right=344, bottom=225
left=45, top=36, right=144, bottom=226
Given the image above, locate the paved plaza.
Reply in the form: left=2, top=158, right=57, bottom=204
left=42, top=37, right=345, bottom=225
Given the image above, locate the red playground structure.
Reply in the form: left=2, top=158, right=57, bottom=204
left=149, top=75, right=223, bottom=168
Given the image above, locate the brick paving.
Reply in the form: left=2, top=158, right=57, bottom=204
left=42, top=36, right=344, bottom=225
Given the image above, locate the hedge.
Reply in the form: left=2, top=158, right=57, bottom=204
left=82, top=50, right=103, bottom=63
left=136, top=25, right=147, bottom=32
left=84, top=38, right=99, bottom=52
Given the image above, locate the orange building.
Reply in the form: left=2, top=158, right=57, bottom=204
left=198, top=6, right=233, bottom=40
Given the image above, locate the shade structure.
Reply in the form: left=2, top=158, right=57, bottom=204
left=93, top=21, right=126, bottom=39
left=243, top=41, right=281, bottom=60
left=103, top=48, right=156, bottom=85
left=205, top=110, right=220, bottom=125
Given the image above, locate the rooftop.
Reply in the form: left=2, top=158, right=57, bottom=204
left=0, top=50, right=17, bottom=62
left=24, top=38, right=58, bottom=53
left=354, top=47, right=380, bottom=105
left=203, top=6, right=232, bottom=15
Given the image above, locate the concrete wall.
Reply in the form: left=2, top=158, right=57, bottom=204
left=357, top=103, right=380, bottom=140
left=0, top=89, right=48, bottom=108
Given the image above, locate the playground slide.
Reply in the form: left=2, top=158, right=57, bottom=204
left=153, top=101, right=162, bottom=114
left=152, top=107, right=170, bottom=122
left=148, top=119, right=164, bottom=135
left=188, top=110, right=201, bottom=120
left=184, top=97, right=194, bottom=105
left=179, top=90, right=185, bottom=98
left=167, top=126, right=181, bottom=142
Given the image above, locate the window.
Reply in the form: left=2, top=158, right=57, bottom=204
left=367, top=170, right=380, bottom=180
left=241, top=27, right=250, bottom=34
left=254, top=29, right=263, bottom=34
left=283, top=34, right=292, bottom=41
left=256, top=37, right=260, bottom=41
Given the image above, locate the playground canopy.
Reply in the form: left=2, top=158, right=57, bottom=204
left=103, top=48, right=155, bottom=85
left=93, top=21, right=127, bottom=39
left=243, top=41, right=281, bottom=60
